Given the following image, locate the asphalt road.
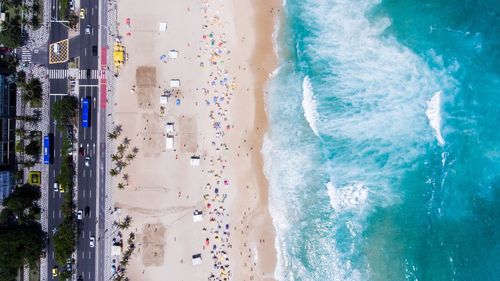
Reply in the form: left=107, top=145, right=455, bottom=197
left=46, top=0, right=104, bottom=280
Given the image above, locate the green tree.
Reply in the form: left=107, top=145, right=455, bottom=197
left=52, top=221, right=75, bottom=266
left=52, top=96, right=78, bottom=129
left=0, top=21, right=23, bottom=48
left=21, top=78, right=43, bottom=107
left=2, top=184, right=41, bottom=222
left=25, top=139, right=41, bottom=157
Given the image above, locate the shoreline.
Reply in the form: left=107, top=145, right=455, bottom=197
left=108, top=0, right=281, bottom=279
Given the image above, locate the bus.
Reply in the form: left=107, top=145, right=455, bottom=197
left=43, top=135, right=51, bottom=164
left=82, top=98, right=90, bottom=128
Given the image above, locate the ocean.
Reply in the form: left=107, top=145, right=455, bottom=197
left=263, top=0, right=500, bottom=280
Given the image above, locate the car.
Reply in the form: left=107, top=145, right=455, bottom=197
left=85, top=25, right=91, bottom=35
left=69, top=0, right=74, bottom=10
left=92, top=45, right=98, bottom=56
left=79, top=147, right=85, bottom=156
left=53, top=182, right=59, bottom=192
left=77, top=209, right=83, bottom=220
left=85, top=206, right=90, bottom=217
left=90, top=236, right=95, bottom=248
left=59, top=184, right=65, bottom=193
left=85, top=156, right=90, bottom=167
left=86, top=69, right=91, bottom=79
left=80, top=8, right=85, bottom=19
left=66, top=258, right=72, bottom=271
left=52, top=266, right=58, bottom=277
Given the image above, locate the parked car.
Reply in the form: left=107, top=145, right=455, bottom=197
left=52, top=266, right=58, bottom=277
left=59, top=184, right=65, bottom=193
left=80, top=8, right=85, bottom=19
left=77, top=210, right=83, bottom=220
left=53, top=182, right=59, bottom=192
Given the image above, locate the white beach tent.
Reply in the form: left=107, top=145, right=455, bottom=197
left=190, top=156, right=200, bottom=166
left=170, top=79, right=180, bottom=88
left=160, top=95, right=168, bottom=104
left=159, top=22, right=167, bottom=32
left=169, top=50, right=178, bottom=59
left=111, top=245, right=122, bottom=256
left=166, top=135, right=174, bottom=150
left=192, top=254, right=202, bottom=266
left=193, top=210, right=203, bottom=222
left=165, top=122, right=174, bottom=133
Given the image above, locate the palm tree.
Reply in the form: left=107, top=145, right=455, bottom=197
left=117, top=182, right=125, bottom=189
left=117, top=144, right=126, bottom=155
left=107, top=132, right=118, bottom=140
left=21, top=78, right=43, bottom=106
left=122, top=173, right=129, bottom=183
left=111, top=153, right=121, bottom=162
left=113, top=125, right=123, bottom=136
left=125, top=153, right=135, bottom=162
left=132, top=147, right=139, bottom=155
left=116, top=160, right=127, bottom=169
left=122, top=137, right=131, bottom=147
left=109, top=168, right=119, bottom=177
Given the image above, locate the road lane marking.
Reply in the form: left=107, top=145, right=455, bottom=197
left=84, top=127, right=87, bottom=139
left=52, top=210, right=55, bottom=219
left=83, top=189, right=86, bottom=198
left=83, top=169, right=86, bottom=177
left=88, top=271, right=91, bottom=280
left=89, top=189, right=92, bottom=198
left=90, top=170, right=92, bottom=178
left=59, top=210, right=61, bottom=218
left=83, top=230, right=85, bottom=238
left=88, top=252, right=91, bottom=259
left=81, top=251, right=84, bottom=259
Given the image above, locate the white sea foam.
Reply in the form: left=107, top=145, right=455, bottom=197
left=326, top=181, right=369, bottom=214
left=302, top=76, right=320, bottom=136
left=426, top=91, right=445, bottom=146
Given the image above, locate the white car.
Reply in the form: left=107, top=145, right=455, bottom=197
left=85, top=156, right=90, bottom=167
left=85, top=25, right=91, bottom=35
left=54, top=182, right=59, bottom=192
left=90, top=236, right=95, bottom=248
left=77, top=210, right=83, bottom=220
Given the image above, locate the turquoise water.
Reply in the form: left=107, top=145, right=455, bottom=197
left=264, top=0, right=500, bottom=280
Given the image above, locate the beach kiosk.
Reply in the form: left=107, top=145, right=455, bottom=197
left=113, top=43, right=125, bottom=71
left=190, top=156, right=200, bottom=166
left=193, top=210, right=203, bottom=222
left=166, top=135, right=174, bottom=150
left=170, top=79, right=180, bottom=88
left=192, top=254, right=202, bottom=266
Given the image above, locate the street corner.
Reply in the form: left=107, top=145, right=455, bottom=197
left=49, top=39, right=70, bottom=64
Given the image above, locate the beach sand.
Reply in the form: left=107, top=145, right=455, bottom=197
left=110, top=0, right=281, bottom=280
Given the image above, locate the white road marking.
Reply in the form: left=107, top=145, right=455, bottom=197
left=88, top=271, right=91, bottom=280
left=84, top=48, right=87, bottom=56
left=52, top=210, right=55, bottom=219
left=81, top=251, right=85, bottom=259
left=83, top=230, right=85, bottom=238
left=83, top=189, right=86, bottom=198
left=88, top=252, right=91, bottom=259
left=83, top=169, right=86, bottom=177
left=59, top=210, right=61, bottom=218
left=89, top=189, right=92, bottom=198
left=90, top=170, right=92, bottom=178
left=84, top=127, right=87, bottom=139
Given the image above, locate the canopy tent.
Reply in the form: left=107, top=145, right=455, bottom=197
left=192, top=254, right=202, bottom=265
left=170, top=79, right=180, bottom=88
left=160, top=95, right=168, bottom=104
left=165, top=122, right=174, bottom=133
left=159, top=22, right=167, bottom=32
left=169, top=50, right=178, bottom=59
left=166, top=135, right=174, bottom=150
left=190, top=156, right=200, bottom=166
left=193, top=210, right=203, bottom=222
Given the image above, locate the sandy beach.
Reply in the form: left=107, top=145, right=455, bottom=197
left=109, top=0, right=281, bottom=280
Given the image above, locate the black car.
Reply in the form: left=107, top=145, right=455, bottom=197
left=86, top=69, right=91, bottom=79
left=85, top=206, right=90, bottom=217
left=92, top=45, right=97, bottom=56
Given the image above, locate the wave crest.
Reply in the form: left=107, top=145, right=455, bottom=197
left=426, top=91, right=445, bottom=146
left=302, top=76, right=320, bottom=136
